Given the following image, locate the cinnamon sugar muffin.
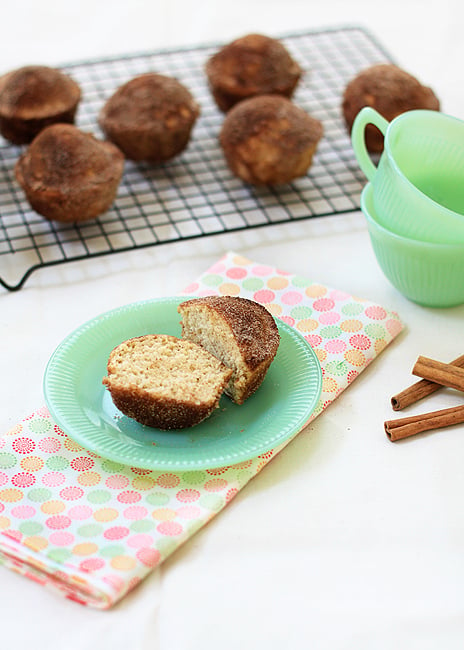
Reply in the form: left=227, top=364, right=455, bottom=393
left=0, top=65, right=81, bottom=144
left=342, top=63, right=440, bottom=153
left=98, top=73, right=200, bottom=162
left=219, top=94, right=323, bottom=185
left=102, top=334, right=232, bottom=430
left=15, top=123, right=124, bottom=223
left=205, top=33, right=302, bottom=112
left=178, top=296, right=280, bottom=404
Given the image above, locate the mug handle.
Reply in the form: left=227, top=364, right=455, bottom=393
left=351, top=107, right=389, bottom=180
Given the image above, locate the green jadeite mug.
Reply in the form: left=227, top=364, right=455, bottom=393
left=351, top=107, right=464, bottom=244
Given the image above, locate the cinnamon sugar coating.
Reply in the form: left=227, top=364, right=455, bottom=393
left=98, top=73, right=200, bottom=162
left=219, top=94, right=323, bottom=185
left=0, top=65, right=81, bottom=144
left=342, top=63, right=440, bottom=153
left=205, top=33, right=302, bottom=112
left=15, top=123, right=124, bottom=223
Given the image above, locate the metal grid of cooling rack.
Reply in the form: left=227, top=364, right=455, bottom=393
left=0, top=26, right=392, bottom=290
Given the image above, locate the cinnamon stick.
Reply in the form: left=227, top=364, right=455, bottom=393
left=412, top=356, right=464, bottom=393
left=391, top=354, right=464, bottom=410
left=385, top=404, right=464, bottom=442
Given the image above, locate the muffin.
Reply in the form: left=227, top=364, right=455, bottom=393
left=205, top=33, right=302, bottom=112
left=219, top=94, right=323, bottom=185
left=98, top=73, right=200, bottom=162
left=102, top=334, right=233, bottom=430
left=0, top=65, right=81, bottom=144
left=178, top=296, right=280, bottom=404
left=342, top=63, right=440, bottom=153
left=15, top=123, right=124, bottom=223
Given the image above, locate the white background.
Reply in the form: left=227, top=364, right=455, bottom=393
left=1, top=1, right=463, bottom=648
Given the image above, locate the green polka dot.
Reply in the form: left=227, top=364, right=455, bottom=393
left=180, top=471, right=207, bottom=485
left=292, top=275, right=313, bottom=288
left=290, top=305, right=312, bottom=319
left=234, top=469, right=255, bottom=488
left=342, top=303, right=364, bottom=316
left=28, top=418, right=52, bottom=434
left=46, top=456, right=69, bottom=470
left=364, top=323, right=386, bottom=340
left=99, top=544, right=126, bottom=558
left=325, top=360, right=349, bottom=376
left=0, top=452, right=17, bottom=469
left=320, top=325, right=342, bottom=339
left=242, top=277, right=264, bottom=291
left=145, top=491, right=170, bottom=506
left=19, top=521, right=43, bottom=536
left=199, top=494, right=225, bottom=511
left=47, top=548, right=72, bottom=563
left=201, top=274, right=223, bottom=287
left=77, top=523, right=103, bottom=537
left=101, top=459, right=126, bottom=473
left=130, top=519, right=155, bottom=533
left=156, top=538, right=177, bottom=556
left=185, top=520, right=204, bottom=536
left=87, top=489, right=112, bottom=504
left=27, top=488, right=52, bottom=502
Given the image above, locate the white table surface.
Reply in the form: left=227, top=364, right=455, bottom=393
left=1, top=1, right=463, bottom=648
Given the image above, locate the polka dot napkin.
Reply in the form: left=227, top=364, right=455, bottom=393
left=0, top=251, right=403, bottom=608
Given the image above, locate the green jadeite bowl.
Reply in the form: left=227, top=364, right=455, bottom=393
left=361, top=182, right=464, bottom=308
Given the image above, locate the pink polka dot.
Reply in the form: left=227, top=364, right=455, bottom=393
left=0, top=503, right=4, bottom=514
left=386, top=318, right=403, bottom=336
left=136, top=548, right=161, bottom=567
left=11, top=472, right=36, bottom=488
left=305, top=334, right=323, bottom=347
left=176, top=488, right=200, bottom=503
left=329, top=289, right=350, bottom=301
left=70, top=457, right=95, bottom=472
left=46, top=515, right=72, bottom=530
left=68, top=505, right=93, bottom=520
left=349, top=334, right=372, bottom=350
left=280, top=315, right=295, bottom=327
left=226, top=267, right=247, bottom=280
left=127, top=533, right=154, bottom=549
left=156, top=521, right=183, bottom=536
left=177, top=505, right=201, bottom=519
left=324, top=339, right=347, bottom=353
left=281, top=291, right=303, bottom=305
left=103, top=575, right=125, bottom=590
left=12, top=438, right=36, bottom=454
left=365, top=305, right=387, bottom=320
left=103, top=526, right=130, bottom=541
left=117, top=490, right=142, bottom=504
left=318, top=311, right=340, bottom=325
left=3, top=529, right=22, bottom=542
left=252, top=264, right=273, bottom=276
left=123, top=505, right=148, bottom=520
left=49, top=531, right=74, bottom=546
left=253, top=289, right=275, bottom=304
left=42, top=472, right=66, bottom=487
left=60, top=486, right=84, bottom=501
left=182, top=282, right=200, bottom=294
left=80, top=558, right=105, bottom=572
left=105, top=475, right=130, bottom=489
left=208, top=261, right=226, bottom=274
left=38, top=437, right=61, bottom=453
left=313, top=298, right=335, bottom=312
left=11, top=505, right=36, bottom=519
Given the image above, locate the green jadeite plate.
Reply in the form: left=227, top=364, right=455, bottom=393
left=43, top=296, right=322, bottom=470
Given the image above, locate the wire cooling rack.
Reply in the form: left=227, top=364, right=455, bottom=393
left=0, top=26, right=392, bottom=290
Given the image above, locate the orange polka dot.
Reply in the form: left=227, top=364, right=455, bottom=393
left=132, top=476, right=156, bottom=491
left=152, top=508, right=176, bottom=521
left=73, top=542, right=98, bottom=556
left=322, top=377, right=339, bottom=394
left=305, top=285, right=327, bottom=298
left=0, top=516, right=11, bottom=529
left=345, top=349, right=366, bottom=367
left=218, top=282, right=240, bottom=296
left=64, top=438, right=84, bottom=452
left=375, top=339, right=387, bottom=354
left=296, top=318, right=319, bottom=333
left=110, top=555, right=137, bottom=571
left=5, top=423, right=23, bottom=437
left=20, top=456, right=45, bottom=472
left=315, top=349, right=327, bottom=364
left=340, top=319, right=363, bottom=333
left=41, top=500, right=65, bottom=514
left=265, top=303, right=283, bottom=317
left=77, top=471, right=101, bottom=487
left=232, top=254, right=250, bottom=266
left=267, top=277, right=289, bottom=290
left=0, top=488, right=23, bottom=503
left=93, top=507, right=119, bottom=522
left=24, top=536, right=48, bottom=552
